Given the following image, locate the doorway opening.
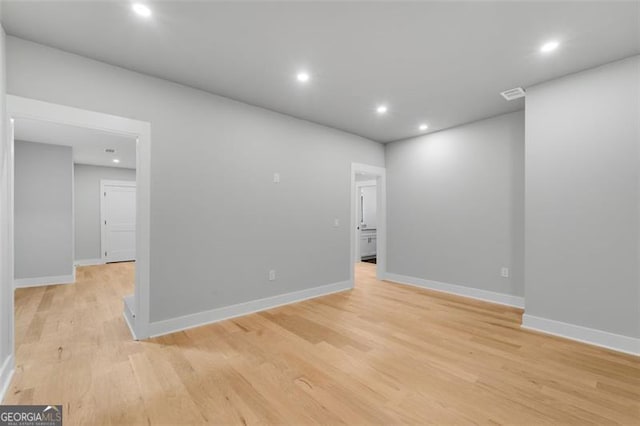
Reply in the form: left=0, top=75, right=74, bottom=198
left=4, top=96, right=151, bottom=356
left=350, top=163, right=386, bottom=287
left=356, top=174, right=378, bottom=265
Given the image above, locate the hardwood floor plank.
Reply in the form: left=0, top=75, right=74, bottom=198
left=5, top=261, right=639, bottom=424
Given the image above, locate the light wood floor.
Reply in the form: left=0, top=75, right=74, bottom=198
left=6, top=262, right=640, bottom=425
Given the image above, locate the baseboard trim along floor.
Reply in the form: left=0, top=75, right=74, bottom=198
left=0, top=355, right=15, bottom=404
left=522, top=314, right=640, bottom=356
left=74, top=258, right=106, bottom=267
left=122, top=295, right=138, bottom=340
left=147, top=280, right=353, bottom=338
left=384, top=272, right=525, bottom=308
left=14, top=272, right=76, bottom=288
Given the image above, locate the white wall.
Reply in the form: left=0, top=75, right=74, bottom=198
left=74, top=164, right=135, bottom=262
left=6, top=37, right=385, bottom=323
left=385, top=111, right=525, bottom=298
left=14, top=140, right=73, bottom=280
left=0, top=18, right=14, bottom=398
left=524, top=56, right=639, bottom=340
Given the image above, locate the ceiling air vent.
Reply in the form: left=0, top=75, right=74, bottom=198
left=105, top=148, right=116, bottom=153
left=500, top=87, right=526, bottom=101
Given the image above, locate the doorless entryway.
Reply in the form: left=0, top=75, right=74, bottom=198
left=4, top=96, right=151, bottom=346
left=350, top=163, right=387, bottom=284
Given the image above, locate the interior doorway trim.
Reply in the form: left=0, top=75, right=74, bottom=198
left=350, top=163, right=387, bottom=284
left=5, top=95, right=151, bottom=341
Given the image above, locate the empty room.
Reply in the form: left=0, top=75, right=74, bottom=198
left=0, top=1, right=638, bottom=425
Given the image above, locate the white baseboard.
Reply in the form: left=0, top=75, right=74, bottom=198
left=74, top=258, right=105, bottom=266
left=122, top=312, right=138, bottom=341
left=0, top=355, right=15, bottom=403
left=14, top=271, right=76, bottom=289
left=147, top=280, right=353, bottom=338
left=383, top=272, right=525, bottom=308
left=122, top=295, right=138, bottom=340
left=522, top=314, right=640, bottom=356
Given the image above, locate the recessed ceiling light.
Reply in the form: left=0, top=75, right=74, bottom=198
left=376, top=105, right=388, bottom=114
left=113, top=159, right=120, bottom=164
left=132, top=3, right=152, bottom=17
left=540, top=40, right=559, bottom=53
left=419, top=123, right=428, bottom=131
left=296, top=72, right=310, bottom=83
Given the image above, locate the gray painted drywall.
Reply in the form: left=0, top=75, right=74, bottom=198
left=386, top=111, right=525, bottom=296
left=525, top=56, right=640, bottom=338
left=14, top=140, right=73, bottom=279
left=6, top=37, right=385, bottom=322
left=74, top=164, right=135, bottom=261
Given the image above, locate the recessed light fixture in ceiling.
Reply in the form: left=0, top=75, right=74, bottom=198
left=132, top=3, right=152, bottom=18
left=113, top=159, right=121, bottom=164
left=540, top=40, right=559, bottom=53
left=296, top=72, right=310, bottom=83
left=419, top=124, right=429, bottom=131
left=376, top=105, right=388, bottom=115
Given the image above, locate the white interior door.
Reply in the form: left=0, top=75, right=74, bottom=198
left=361, top=185, right=377, bottom=230
left=101, top=180, right=136, bottom=263
left=355, top=189, right=362, bottom=262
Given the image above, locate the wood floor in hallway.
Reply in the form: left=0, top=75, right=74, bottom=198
left=5, top=262, right=639, bottom=424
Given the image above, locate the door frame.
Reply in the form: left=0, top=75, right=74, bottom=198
left=4, top=95, right=151, bottom=342
left=100, top=179, right=137, bottom=263
left=350, top=163, right=386, bottom=284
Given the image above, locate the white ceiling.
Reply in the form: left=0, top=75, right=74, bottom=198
left=14, top=118, right=137, bottom=169
left=3, top=1, right=639, bottom=143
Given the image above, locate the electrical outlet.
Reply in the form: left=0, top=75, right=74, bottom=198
left=269, top=270, right=276, bottom=281
left=273, top=173, right=280, bottom=183
left=334, top=218, right=340, bottom=227
left=501, top=267, right=509, bottom=278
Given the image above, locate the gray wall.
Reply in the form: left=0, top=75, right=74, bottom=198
left=74, top=164, right=135, bottom=261
left=525, top=56, right=639, bottom=338
left=6, top=37, right=385, bottom=322
left=14, top=141, right=73, bottom=279
left=386, top=111, right=525, bottom=296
